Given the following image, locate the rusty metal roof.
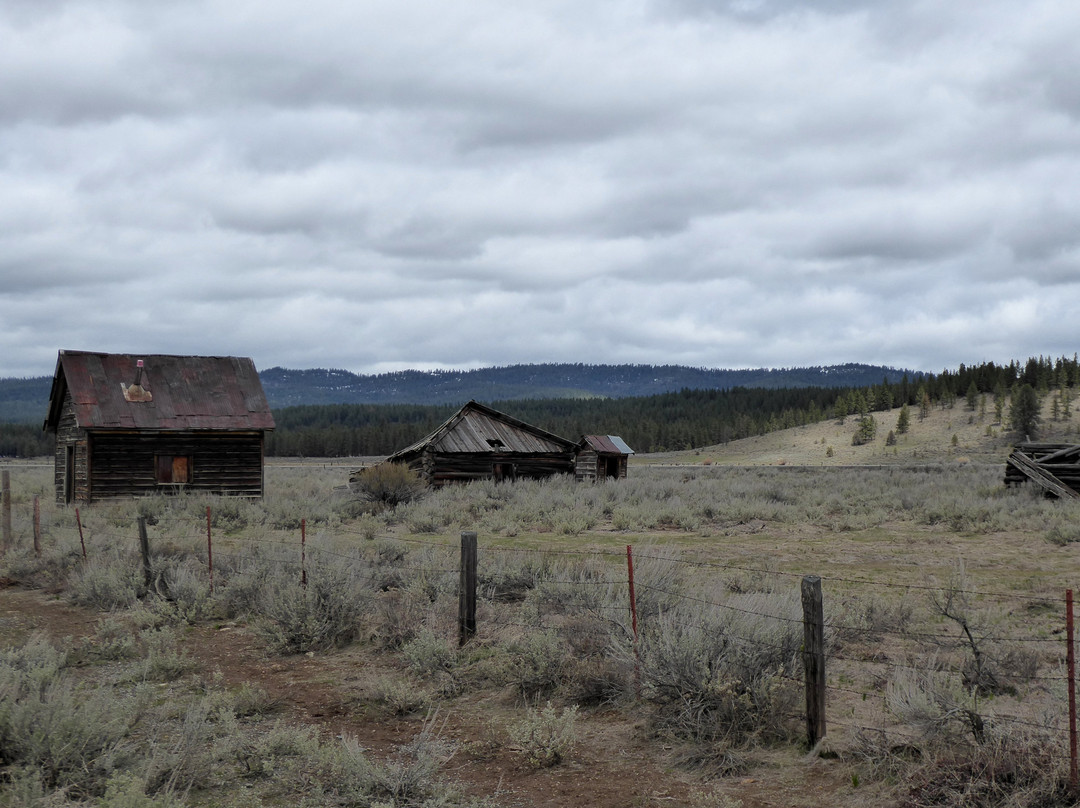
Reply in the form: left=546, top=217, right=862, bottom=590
left=388, top=400, right=576, bottom=461
left=44, top=351, right=275, bottom=432
left=580, top=435, right=634, bottom=455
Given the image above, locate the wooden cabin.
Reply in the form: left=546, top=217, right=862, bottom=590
left=385, top=400, right=577, bottom=487
left=43, top=351, right=275, bottom=504
left=575, top=434, right=633, bottom=482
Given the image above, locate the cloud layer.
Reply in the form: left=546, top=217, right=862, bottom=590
left=2, top=0, right=1079, bottom=377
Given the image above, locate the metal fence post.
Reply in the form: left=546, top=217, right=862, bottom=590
left=1068, top=589, right=1077, bottom=795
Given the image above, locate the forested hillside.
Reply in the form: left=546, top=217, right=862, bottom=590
left=263, top=355, right=1079, bottom=456
left=2, top=355, right=1076, bottom=457
left=258, top=362, right=913, bottom=407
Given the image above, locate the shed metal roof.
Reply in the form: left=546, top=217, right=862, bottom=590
left=44, top=351, right=275, bottom=432
left=580, top=435, right=634, bottom=455
left=388, top=400, right=576, bottom=460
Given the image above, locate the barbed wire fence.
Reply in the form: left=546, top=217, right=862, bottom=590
left=2, top=488, right=1078, bottom=789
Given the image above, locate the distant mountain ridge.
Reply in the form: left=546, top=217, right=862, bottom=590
left=260, top=362, right=914, bottom=407
left=0, top=362, right=916, bottom=423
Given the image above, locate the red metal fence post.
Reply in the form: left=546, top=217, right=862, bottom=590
left=75, top=507, right=86, bottom=560
left=627, top=544, right=641, bottom=695
left=205, top=506, right=214, bottom=596
left=1068, top=589, right=1077, bottom=795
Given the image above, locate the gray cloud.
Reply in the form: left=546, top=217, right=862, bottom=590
left=1, top=0, right=1079, bottom=378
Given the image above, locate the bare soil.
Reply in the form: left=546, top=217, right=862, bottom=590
left=0, top=582, right=889, bottom=808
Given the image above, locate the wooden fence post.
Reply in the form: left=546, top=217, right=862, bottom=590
left=301, top=518, right=307, bottom=589
left=205, top=506, right=214, bottom=596
left=75, top=507, right=86, bottom=560
left=2, top=470, right=11, bottom=554
left=1068, top=589, right=1077, bottom=795
left=802, top=574, right=826, bottom=747
left=138, top=516, right=152, bottom=590
left=459, top=531, right=477, bottom=647
left=32, top=496, right=41, bottom=557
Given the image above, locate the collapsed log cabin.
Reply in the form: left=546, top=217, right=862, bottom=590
left=43, top=351, right=275, bottom=504
left=1004, top=443, right=1080, bottom=500
left=383, top=400, right=577, bottom=487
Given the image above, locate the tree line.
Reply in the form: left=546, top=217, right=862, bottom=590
left=2, top=354, right=1077, bottom=458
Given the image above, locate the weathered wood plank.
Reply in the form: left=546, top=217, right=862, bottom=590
left=1007, top=450, right=1080, bottom=500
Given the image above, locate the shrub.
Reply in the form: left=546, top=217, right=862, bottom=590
left=137, top=628, right=201, bottom=682
left=893, top=728, right=1067, bottom=808
left=158, top=559, right=216, bottom=624
left=79, top=616, right=141, bottom=663
left=68, top=554, right=144, bottom=610
left=255, top=561, right=369, bottom=654
left=508, top=701, right=578, bottom=768
left=507, top=631, right=567, bottom=701
left=144, top=698, right=217, bottom=794
left=350, top=463, right=425, bottom=507
left=403, top=629, right=457, bottom=677
left=316, top=722, right=456, bottom=806
left=0, top=635, right=143, bottom=796
left=636, top=595, right=800, bottom=751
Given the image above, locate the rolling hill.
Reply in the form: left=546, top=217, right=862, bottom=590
left=0, top=362, right=914, bottom=424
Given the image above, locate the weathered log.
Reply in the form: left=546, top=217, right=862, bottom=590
left=1007, top=450, right=1080, bottom=500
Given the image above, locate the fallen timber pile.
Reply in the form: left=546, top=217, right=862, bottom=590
left=1005, top=443, right=1080, bottom=500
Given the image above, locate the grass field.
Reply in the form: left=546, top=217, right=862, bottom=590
left=1, top=392, right=1079, bottom=807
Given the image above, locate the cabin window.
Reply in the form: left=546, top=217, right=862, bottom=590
left=155, top=455, right=191, bottom=485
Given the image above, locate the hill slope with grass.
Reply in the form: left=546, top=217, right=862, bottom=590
left=645, top=390, right=1074, bottom=468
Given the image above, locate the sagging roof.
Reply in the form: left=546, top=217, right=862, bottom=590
left=580, top=435, right=634, bottom=455
left=388, top=400, right=576, bottom=461
left=44, top=350, right=275, bottom=432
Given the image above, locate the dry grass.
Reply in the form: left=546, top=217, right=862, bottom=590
left=646, top=389, right=1074, bottom=468
left=2, top=390, right=1080, bottom=807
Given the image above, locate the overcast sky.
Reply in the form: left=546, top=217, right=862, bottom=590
left=2, top=0, right=1079, bottom=379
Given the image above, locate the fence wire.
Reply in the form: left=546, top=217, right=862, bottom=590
left=2, top=497, right=1077, bottom=773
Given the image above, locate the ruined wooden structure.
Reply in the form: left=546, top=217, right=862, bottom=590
left=574, top=434, right=634, bottom=482
left=385, top=400, right=577, bottom=487
left=1004, top=443, right=1080, bottom=500
left=43, top=351, right=275, bottom=504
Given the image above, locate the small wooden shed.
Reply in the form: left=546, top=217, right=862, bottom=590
left=385, top=400, right=577, bottom=487
left=575, top=435, right=633, bottom=482
left=43, top=351, right=275, bottom=504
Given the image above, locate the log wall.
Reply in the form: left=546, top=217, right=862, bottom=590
left=422, top=450, right=574, bottom=488
left=78, top=431, right=265, bottom=502
left=52, top=391, right=90, bottom=505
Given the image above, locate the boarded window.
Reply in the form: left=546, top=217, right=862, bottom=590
left=155, top=455, right=191, bottom=484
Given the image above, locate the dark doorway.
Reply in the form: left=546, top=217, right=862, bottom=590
left=492, top=462, right=516, bottom=483
left=64, top=446, right=75, bottom=504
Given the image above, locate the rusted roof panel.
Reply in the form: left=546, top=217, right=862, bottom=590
left=388, top=400, right=575, bottom=460
left=45, top=351, right=275, bottom=432
left=581, top=435, right=634, bottom=455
